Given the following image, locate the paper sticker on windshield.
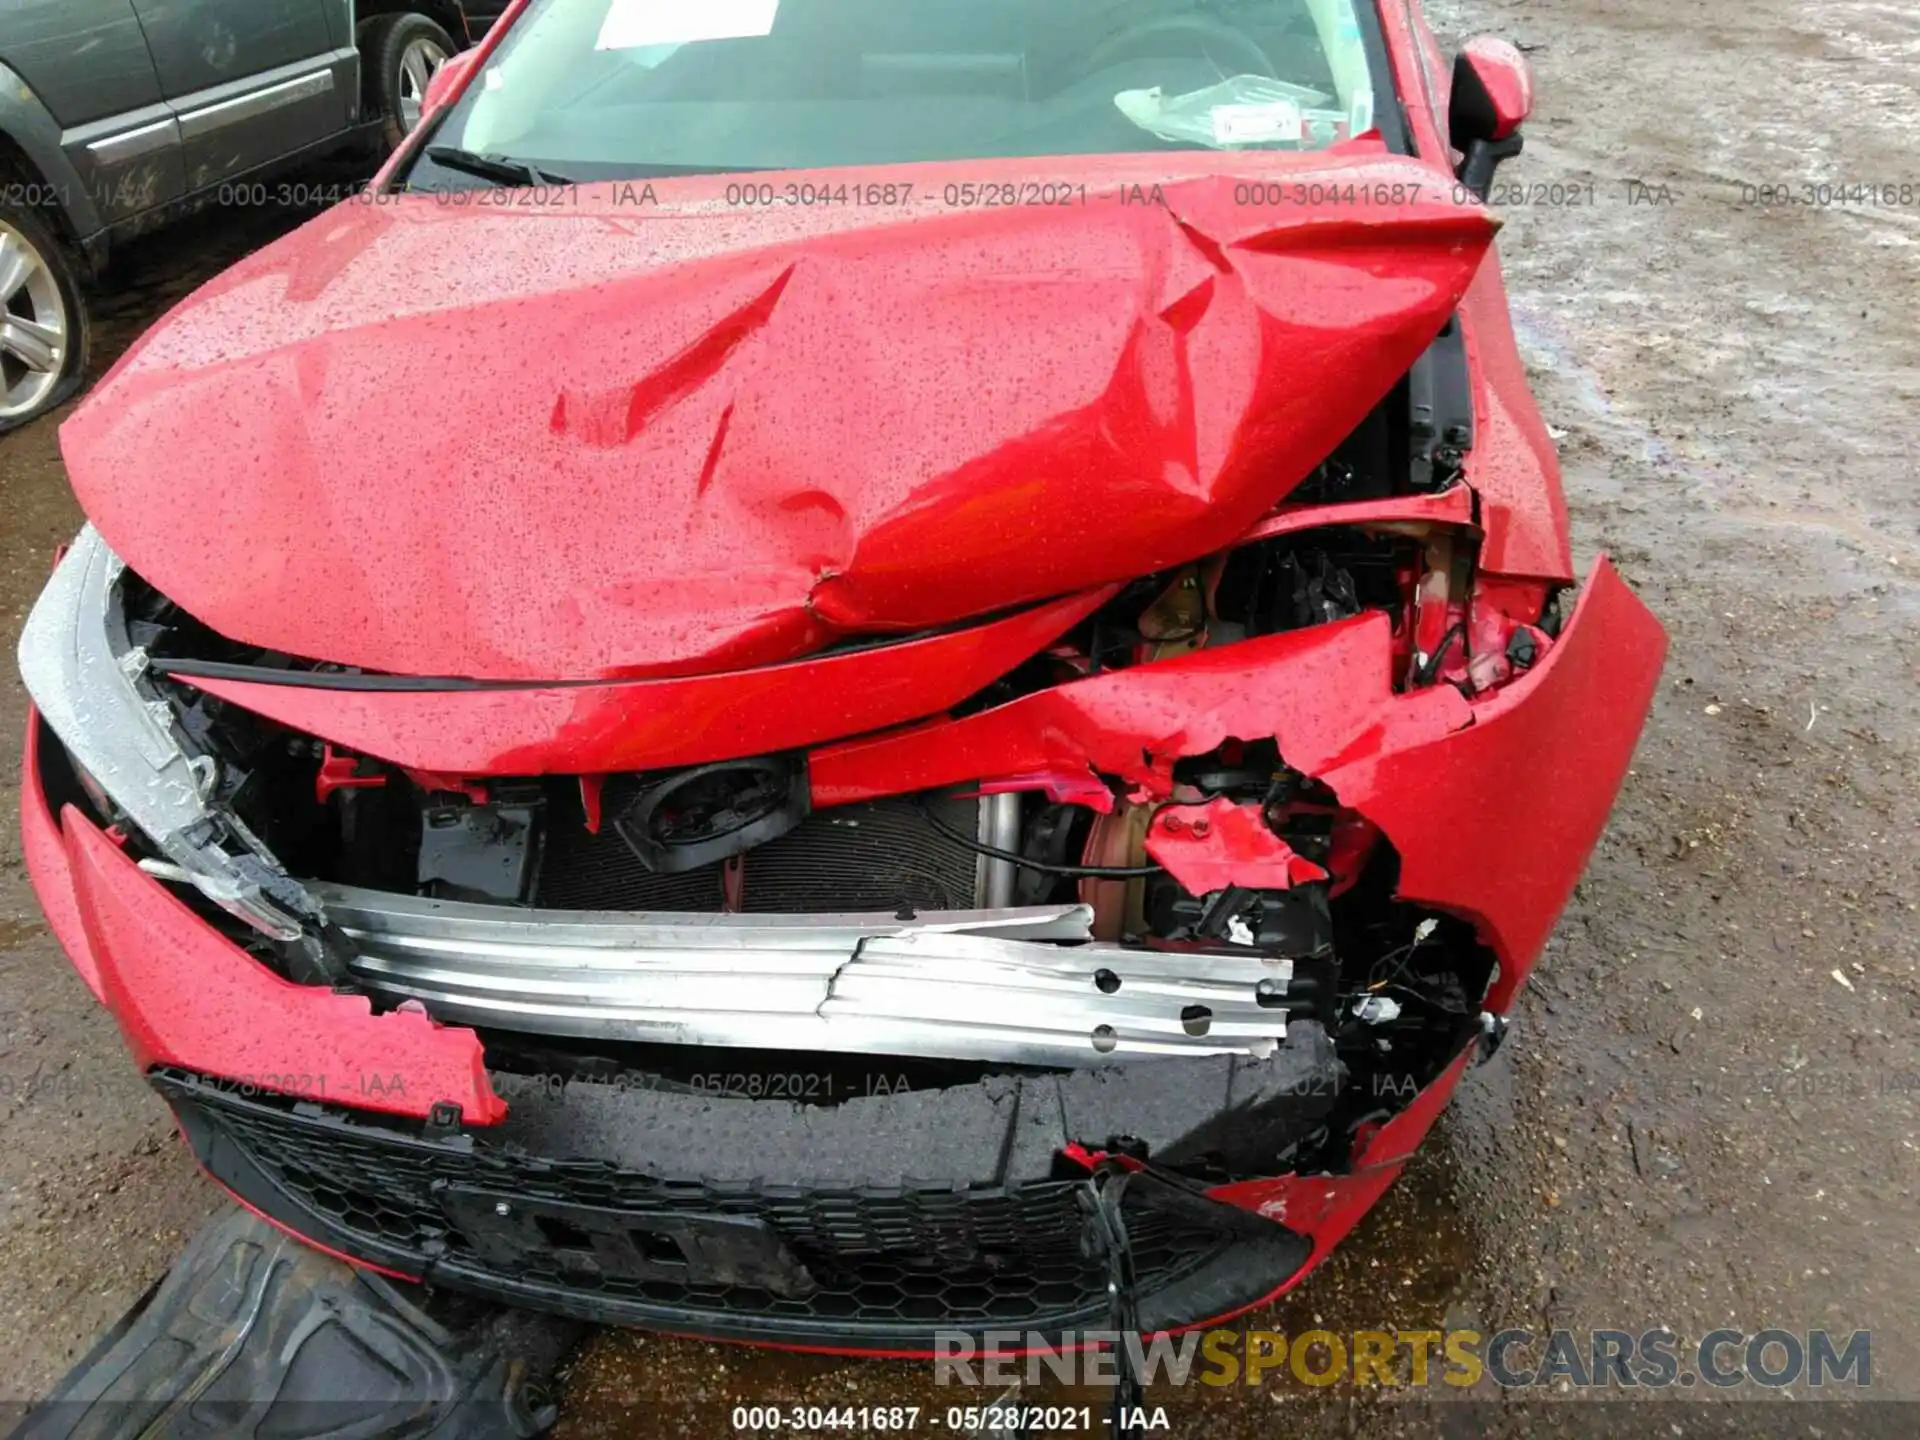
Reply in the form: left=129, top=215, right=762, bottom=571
left=596, top=0, right=780, bottom=51
left=1349, top=90, right=1377, bottom=137
left=1302, top=108, right=1349, bottom=145
left=1211, top=101, right=1302, bottom=147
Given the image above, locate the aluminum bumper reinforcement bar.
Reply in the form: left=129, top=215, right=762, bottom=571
left=314, top=886, right=1299, bottom=1067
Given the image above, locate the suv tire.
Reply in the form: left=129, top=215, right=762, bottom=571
left=362, top=13, right=460, bottom=150
left=0, top=199, right=87, bottom=435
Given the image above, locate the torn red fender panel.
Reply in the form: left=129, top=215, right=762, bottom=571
left=810, top=613, right=1473, bottom=805
left=1365, top=0, right=1572, bottom=584
left=63, top=814, right=505, bottom=1125
left=178, top=589, right=1113, bottom=776
left=1456, top=250, right=1574, bottom=581
left=65, top=153, right=1493, bottom=682
left=1318, top=556, right=1665, bottom=997
left=1146, top=798, right=1329, bottom=894
left=18, top=712, right=105, bottom=1003
left=818, top=557, right=1662, bottom=991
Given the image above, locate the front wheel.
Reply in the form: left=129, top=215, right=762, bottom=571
left=363, top=14, right=460, bottom=149
left=0, top=202, right=87, bottom=435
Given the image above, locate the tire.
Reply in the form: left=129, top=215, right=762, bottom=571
left=0, top=199, right=88, bottom=436
left=361, top=13, right=460, bottom=150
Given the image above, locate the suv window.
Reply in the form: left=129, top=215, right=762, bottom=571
left=408, top=0, right=1380, bottom=186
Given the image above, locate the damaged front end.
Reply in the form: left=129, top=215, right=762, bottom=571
left=21, top=433, right=1662, bottom=1347
left=19, top=17, right=1664, bottom=1333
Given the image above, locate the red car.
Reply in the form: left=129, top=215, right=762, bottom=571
left=19, top=0, right=1663, bottom=1352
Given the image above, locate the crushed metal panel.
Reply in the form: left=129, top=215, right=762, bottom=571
left=64, top=156, right=1493, bottom=682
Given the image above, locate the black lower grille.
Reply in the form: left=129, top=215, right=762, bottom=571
left=157, top=1073, right=1257, bottom=1345
left=536, top=793, right=979, bottom=913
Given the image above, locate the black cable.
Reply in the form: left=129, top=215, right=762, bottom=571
left=917, top=800, right=1164, bottom=878
left=1412, top=623, right=1466, bottom=686
left=1081, top=1167, right=1145, bottom=1438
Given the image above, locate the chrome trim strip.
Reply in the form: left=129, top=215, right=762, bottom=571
left=85, top=116, right=179, bottom=166
left=177, top=67, right=335, bottom=142
left=315, top=885, right=1295, bottom=1066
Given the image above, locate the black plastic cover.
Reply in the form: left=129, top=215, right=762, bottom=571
left=148, top=1027, right=1338, bottom=1349
left=13, top=1206, right=580, bottom=1440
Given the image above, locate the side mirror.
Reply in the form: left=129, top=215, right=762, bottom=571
left=422, top=48, right=481, bottom=116
left=1449, top=37, right=1533, bottom=199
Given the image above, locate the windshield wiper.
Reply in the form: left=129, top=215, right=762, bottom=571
left=423, top=146, right=573, bottom=187
left=613, top=163, right=775, bottom=178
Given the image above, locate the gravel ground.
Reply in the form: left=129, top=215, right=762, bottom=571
left=0, top=0, right=1914, bottom=1430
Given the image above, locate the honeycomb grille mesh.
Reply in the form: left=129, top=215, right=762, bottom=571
left=169, top=1079, right=1229, bottom=1328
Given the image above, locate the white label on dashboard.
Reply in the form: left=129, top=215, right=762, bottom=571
left=1211, top=100, right=1303, bottom=146
left=596, top=0, right=780, bottom=51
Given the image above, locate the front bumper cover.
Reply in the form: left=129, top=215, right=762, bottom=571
left=20, top=555, right=1662, bottom=1348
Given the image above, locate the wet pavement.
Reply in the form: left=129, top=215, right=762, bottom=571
left=1, top=0, right=1915, bottom=1431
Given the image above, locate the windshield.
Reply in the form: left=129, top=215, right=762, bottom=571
left=409, top=0, right=1381, bottom=186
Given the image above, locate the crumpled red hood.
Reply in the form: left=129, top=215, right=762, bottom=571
left=63, top=151, right=1493, bottom=682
